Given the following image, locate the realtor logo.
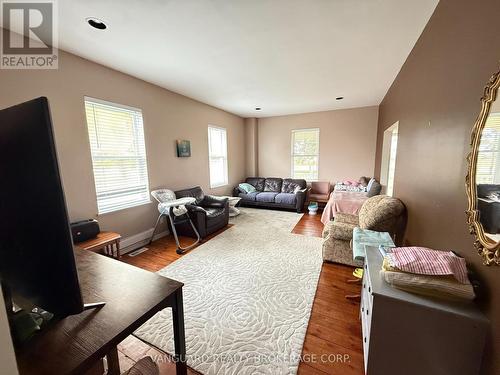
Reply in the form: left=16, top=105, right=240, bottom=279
left=1, top=0, right=58, bottom=69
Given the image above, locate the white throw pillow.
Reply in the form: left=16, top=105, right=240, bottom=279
left=367, top=178, right=375, bottom=192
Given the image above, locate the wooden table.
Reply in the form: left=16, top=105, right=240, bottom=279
left=79, top=231, right=122, bottom=258
left=16, top=249, right=187, bottom=375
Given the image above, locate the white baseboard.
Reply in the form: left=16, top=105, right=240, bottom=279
left=120, top=228, right=169, bottom=255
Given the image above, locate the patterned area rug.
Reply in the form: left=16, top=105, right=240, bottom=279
left=134, top=208, right=323, bottom=375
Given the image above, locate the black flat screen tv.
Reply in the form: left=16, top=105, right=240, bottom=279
left=0, top=97, right=84, bottom=317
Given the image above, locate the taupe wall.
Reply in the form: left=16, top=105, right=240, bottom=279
left=257, top=106, right=379, bottom=183
left=0, top=50, right=245, bottom=239
left=374, top=0, right=500, bottom=373
left=244, top=118, right=259, bottom=176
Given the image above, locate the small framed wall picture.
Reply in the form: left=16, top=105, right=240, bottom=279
left=176, top=139, right=191, bottom=157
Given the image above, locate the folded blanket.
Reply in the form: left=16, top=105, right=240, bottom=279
left=352, top=228, right=394, bottom=261
left=381, top=269, right=475, bottom=301
left=386, top=246, right=469, bottom=284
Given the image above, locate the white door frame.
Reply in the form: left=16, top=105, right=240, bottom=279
left=380, top=121, right=399, bottom=195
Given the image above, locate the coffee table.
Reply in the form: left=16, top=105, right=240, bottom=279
left=218, top=196, right=242, bottom=216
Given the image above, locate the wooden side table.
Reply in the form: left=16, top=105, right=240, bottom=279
left=78, top=231, right=122, bottom=258
left=16, top=249, right=187, bottom=375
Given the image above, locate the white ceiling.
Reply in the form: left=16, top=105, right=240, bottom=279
left=22, top=1, right=440, bottom=117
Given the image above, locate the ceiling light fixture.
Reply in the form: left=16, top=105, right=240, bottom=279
left=86, top=17, right=107, bottom=30
left=336, top=97, right=344, bottom=100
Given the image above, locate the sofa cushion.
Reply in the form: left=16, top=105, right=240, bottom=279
left=238, top=192, right=259, bottom=201
left=282, top=178, right=307, bottom=193
left=335, top=212, right=359, bottom=226
left=331, top=221, right=356, bottom=241
left=205, top=207, right=226, bottom=218
left=477, top=184, right=500, bottom=198
left=246, top=177, right=266, bottom=192
left=256, top=192, right=279, bottom=203
left=175, top=186, right=204, bottom=205
left=264, top=178, right=283, bottom=192
left=367, top=180, right=382, bottom=197
left=359, top=195, right=405, bottom=231
left=311, top=181, right=331, bottom=195
left=275, top=193, right=297, bottom=205
left=367, top=178, right=375, bottom=192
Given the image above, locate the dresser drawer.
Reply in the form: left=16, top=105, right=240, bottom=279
left=362, top=267, right=374, bottom=310
left=361, top=287, right=373, bottom=335
left=361, top=298, right=371, bottom=337
left=361, top=267, right=373, bottom=373
left=363, top=282, right=373, bottom=310
left=361, top=298, right=370, bottom=373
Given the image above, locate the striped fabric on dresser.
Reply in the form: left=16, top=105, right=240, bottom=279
left=386, top=246, right=469, bottom=284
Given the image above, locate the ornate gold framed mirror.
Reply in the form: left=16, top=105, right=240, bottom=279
left=466, top=69, right=500, bottom=265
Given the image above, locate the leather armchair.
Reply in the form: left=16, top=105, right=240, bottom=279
left=174, top=186, right=229, bottom=239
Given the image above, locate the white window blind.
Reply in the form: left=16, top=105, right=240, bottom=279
left=477, top=113, right=500, bottom=184
left=291, top=128, right=320, bottom=180
left=208, top=126, right=228, bottom=188
left=84, top=97, right=151, bottom=214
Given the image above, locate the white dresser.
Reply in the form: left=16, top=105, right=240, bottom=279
left=361, top=246, right=489, bottom=375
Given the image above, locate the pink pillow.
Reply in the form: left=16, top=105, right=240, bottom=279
left=343, top=179, right=360, bottom=187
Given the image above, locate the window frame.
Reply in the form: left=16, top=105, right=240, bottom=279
left=290, top=128, right=320, bottom=181
left=84, top=96, right=151, bottom=215
left=386, top=126, right=399, bottom=196
left=380, top=121, right=399, bottom=196
left=476, top=112, right=500, bottom=184
left=208, top=125, right=229, bottom=189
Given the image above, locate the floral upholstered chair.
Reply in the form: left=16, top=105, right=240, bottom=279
left=322, top=195, right=407, bottom=266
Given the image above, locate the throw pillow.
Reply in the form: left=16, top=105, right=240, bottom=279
left=359, top=176, right=370, bottom=187
left=238, top=183, right=256, bottom=194
left=366, top=178, right=375, bottom=192
left=344, top=179, right=359, bottom=186
left=367, top=180, right=382, bottom=197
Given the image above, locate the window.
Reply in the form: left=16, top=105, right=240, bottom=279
left=84, top=97, right=151, bottom=214
left=477, top=113, right=500, bottom=184
left=208, top=126, right=228, bottom=188
left=380, top=122, right=399, bottom=196
left=291, top=128, right=320, bottom=180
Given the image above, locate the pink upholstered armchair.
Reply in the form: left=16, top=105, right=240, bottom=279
left=308, top=181, right=331, bottom=206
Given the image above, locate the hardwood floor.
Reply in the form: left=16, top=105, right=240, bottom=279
left=117, top=211, right=364, bottom=375
left=122, top=225, right=232, bottom=272
left=291, top=211, right=324, bottom=237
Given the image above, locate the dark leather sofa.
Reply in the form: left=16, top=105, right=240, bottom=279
left=174, top=186, right=229, bottom=238
left=477, top=184, right=500, bottom=234
left=233, top=177, right=308, bottom=213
